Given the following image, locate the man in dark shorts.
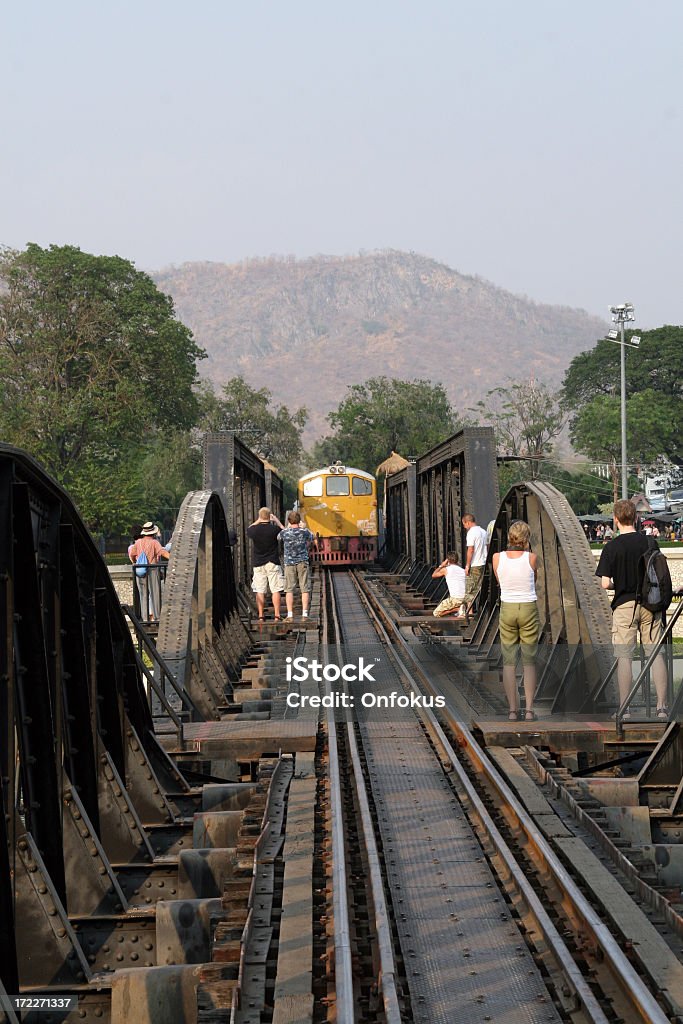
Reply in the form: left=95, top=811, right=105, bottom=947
left=596, top=498, right=668, bottom=718
left=247, top=507, right=285, bottom=620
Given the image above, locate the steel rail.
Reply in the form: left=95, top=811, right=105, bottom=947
left=350, top=570, right=670, bottom=1024
left=326, top=572, right=403, bottom=1024
left=320, top=571, right=355, bottom=1024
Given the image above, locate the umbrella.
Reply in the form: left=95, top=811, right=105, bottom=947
left=376, top=451, right=410, bottom=476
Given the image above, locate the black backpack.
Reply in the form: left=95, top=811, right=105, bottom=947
left=637, top=538, right=672, bottom=616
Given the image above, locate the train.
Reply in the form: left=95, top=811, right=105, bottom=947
left=297, top=463, right=378, bottom=565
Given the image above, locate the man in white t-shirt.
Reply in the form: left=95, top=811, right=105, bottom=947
left=431, top=552, right=467, bottom=617
left=460, top=513, right=489, bottom=617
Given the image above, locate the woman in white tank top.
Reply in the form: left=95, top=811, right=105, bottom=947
left=492, top=520, right=540, bottom=722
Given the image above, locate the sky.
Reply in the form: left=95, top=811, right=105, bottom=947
left=2, top=1, right=682, bottom=329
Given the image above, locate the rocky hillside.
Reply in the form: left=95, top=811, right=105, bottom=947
left=154, top=251, right=606, bottom=441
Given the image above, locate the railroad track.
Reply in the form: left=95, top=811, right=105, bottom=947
left=317, top=567, right=679, bottom=1024
left=321, top=570, right=403, bottom=1023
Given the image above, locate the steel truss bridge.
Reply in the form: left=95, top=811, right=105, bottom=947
left=2, top=430, right=683, bottom=1024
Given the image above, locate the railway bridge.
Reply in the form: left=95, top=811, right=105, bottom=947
left=1, top=430, right=683, bottom=1024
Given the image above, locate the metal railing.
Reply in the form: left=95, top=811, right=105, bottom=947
left=601, top=599, right=683, bottom=728
left=122, top=604, right=200, bottom=742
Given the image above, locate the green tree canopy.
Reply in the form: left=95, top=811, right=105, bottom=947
left=312, top=377, right=458, bottom=473
left=0, top=244, right=205, bottom=532
left=562, top=325, right=683, bottom=471
left=567, top=390, right=678, bottom=493
left=201, top=376, right=307, bottom=498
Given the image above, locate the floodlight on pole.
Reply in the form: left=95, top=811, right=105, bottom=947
left=608, top=302, right=636, bottom=500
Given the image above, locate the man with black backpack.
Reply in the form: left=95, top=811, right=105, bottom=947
left=596, top=499, right=671, bottom=719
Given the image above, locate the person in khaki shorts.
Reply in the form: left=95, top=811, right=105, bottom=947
left=431, top=552, right=466, bottom=617
left=278, top=512, right=314, bottom=619
left=247, top=507, right=285, bottom=621
left=459, top=513, right=489, bottom=618
left=596, top=498, right=668, bottom=718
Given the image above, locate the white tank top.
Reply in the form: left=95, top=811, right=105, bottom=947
left=497, top=551, right=536, bottom=603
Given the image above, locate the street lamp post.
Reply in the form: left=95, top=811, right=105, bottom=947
left=607, top=303, right=639, bottom=500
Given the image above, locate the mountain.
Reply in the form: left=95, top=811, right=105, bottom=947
left=153, top=250, right=607, bottom=442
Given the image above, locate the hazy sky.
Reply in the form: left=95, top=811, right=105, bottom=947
left=3, top=1, right=682, bottom=328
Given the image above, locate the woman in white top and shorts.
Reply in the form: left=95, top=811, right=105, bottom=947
left=492, top=520, right=540, bottom=721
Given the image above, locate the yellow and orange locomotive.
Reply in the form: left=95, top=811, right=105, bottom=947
left=297, top=463, right=378, bottom=565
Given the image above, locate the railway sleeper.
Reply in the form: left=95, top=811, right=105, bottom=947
left=541, top=754, right=683, bottom=892
left=498, top=746, right=683, bottom=1019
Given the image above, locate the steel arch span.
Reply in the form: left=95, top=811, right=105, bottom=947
left=471, top=480, right=614, bottom=712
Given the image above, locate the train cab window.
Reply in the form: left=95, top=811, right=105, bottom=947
left=352, top=477, right=372, bottom=496
left=326, top=476, right=350, bottom=496
left=303, top=477, right=323, bottom=497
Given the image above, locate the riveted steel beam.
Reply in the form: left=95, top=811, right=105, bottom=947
left=472, top=480, right=613, bottom=710
left=202, top=431, right=284, bottom=595
left=0, top=444, right=200, bottom=993
left=385, top=427, right=498, bottom=566
left=157, top=491, right=249, bottom=717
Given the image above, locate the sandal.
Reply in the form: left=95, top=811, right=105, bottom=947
left=274, top=616, right=282, bottom=622
left=524, top=710, right=537, bottom=721
left=657, top=706, right=669, bottom=720
left=508, top=711, right=519, bottom=721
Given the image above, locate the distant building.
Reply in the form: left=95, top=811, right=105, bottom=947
left=643, top=459, right=677, bottom=512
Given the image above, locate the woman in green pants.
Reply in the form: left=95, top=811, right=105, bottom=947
left=492, top=520, right=540, bottom=721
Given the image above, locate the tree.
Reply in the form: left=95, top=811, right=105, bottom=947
left=201, top=376, right=307, bottom=500
left=567, top=391, right=677, bottom=503
left=563, top=326, right=683, bottom=409
left=138, top=428, right=204, bottom=528
left=471, top=379, right=565, bottom=478
left=562, top=326, right=683, bottom=491
left=312, top=377, right=458, bottom=473
left=0, top=244, right=205, bottom=532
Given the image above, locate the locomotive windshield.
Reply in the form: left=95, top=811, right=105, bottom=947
left=352, top=477, right=373, bottom=495
left=302, top=477, right=323, bottom=496
left=326, top=476, right=350, bottom=496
